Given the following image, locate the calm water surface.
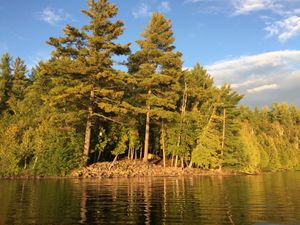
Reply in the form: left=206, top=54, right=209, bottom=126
left=1, top=172, right=300, bottom=225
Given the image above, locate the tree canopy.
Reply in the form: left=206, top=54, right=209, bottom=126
left=0, top=0, right=299, bottom=176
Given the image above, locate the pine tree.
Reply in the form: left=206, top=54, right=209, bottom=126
left=218, top=84, right=244, bottom=169
left=128, top=12, right=183, bottom=161
left=0, top=53, right=12, bottom=112
left=42, top=0, right=130, bottom=164
left=8, top=57, right=28, bottom=113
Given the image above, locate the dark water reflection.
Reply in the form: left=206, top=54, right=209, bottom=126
left=1, top=172, right=300, bottom=225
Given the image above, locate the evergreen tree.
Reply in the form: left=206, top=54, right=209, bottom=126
left=0, top=53, right=12, bottom=112
left=128, top=12, right=183, bottom=161
left=43, top=0, right=130, bottom=164
left=218, top=84, right=245, bottom=169
left=8, top=57, right=28, bottom=113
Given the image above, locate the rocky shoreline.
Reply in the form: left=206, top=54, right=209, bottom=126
left=70, top=159, right=246, bottom=178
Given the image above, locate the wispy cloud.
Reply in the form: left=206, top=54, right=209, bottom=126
left=247, top=84, right=279, bottom=93
left=232, top=0, right=300, bottom=42
left=132, top=1, right=172, bottom=19
left=184, top=0, right=203, bottom=3
left=206, top=50, right=300, bottom=106
left=184, top=0, right=300, bottom=42
left=232, top=0, right=281, bottom=15
left=265, top=15, right=300, bottom=42
left=132, top=3, right=151, bottom=19
left=159, top=1, right=171, bottom=13
left=38, top=7, right=70, bottom=26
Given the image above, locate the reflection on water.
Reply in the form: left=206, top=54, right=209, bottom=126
left=0, top=173, right=300, bottom=225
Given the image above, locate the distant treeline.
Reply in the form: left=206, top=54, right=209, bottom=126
left=0, top=0, right=299, bottom=176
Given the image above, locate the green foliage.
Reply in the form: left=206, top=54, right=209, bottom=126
left=240, top=104, right=300, bottom=172
left=8, top=57, right=28, bottom=113
left=32, top=120, right=84, bottom=176
left=0, top=0, right=299, bottom=176
left=0, top=124, right=20, bottom=176
left=0, top=53, right=12, bottom=112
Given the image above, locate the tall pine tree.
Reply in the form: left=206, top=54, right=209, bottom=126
left=128, top=12, right=183, bottom=161
left=8, top=57, right=28, bottom=113
left=42, top=0, right=130, bottom=164
left=0, top=53, right=12, bottom=113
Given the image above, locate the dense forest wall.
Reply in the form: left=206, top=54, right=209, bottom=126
left=0, top=0, right=299, bottom=176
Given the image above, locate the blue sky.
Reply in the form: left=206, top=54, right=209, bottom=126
left=0, top=0, right=300, bottom=106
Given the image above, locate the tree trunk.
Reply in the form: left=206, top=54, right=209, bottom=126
left=181, top=157, right=184, bottom=168
left=139, top=145, right=143, bottom=160
left=127, top=145, right=131, bottom=160
left=143, top=90, right=151, bottom=162
left=97, top=151, right=102, bottom=162
left=174, top=155, right=178, bottom=167
left=131, top=147, right=134, bottom=160
left=33, top=156, right=38, bottom=170
left=109, top=154, right=118, bottom=170
left=143, top=109, right=150, bottom=162
left=83, top=89, right=94, bottom=165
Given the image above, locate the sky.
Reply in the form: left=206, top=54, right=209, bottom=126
left=0, top=0, right=300, bottom=107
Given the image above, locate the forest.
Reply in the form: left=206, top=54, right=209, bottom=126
left=0, top=0, right=300, bottom=176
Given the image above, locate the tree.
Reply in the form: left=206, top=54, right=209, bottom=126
left=42, top=0, right=130, bottom=164
left=0, top=53, right=12, bottom=113
left=8, top=57, right=28, bottom=113
left=218, top=84, right=244, bottom=169
left=128, top=12, right=183, bottom=162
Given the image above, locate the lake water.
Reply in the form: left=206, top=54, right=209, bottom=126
left=0, top=172, right=300, bottom=225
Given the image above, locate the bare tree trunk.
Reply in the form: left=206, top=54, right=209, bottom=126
left=131, top=147, right=134, bottom=160
left=97, top=151, right=102, bottom=162
left=33, top=156, right=38, bottom=170
left=109, top=154, right=118, bottom=170
left=127, top=145, right=131, bottom=160
left=139, top=145, right=143, bottom=160
left=181, top=157, right=184, bottom=168
left=83, top=89, right=94, bottom=165
left=175, top=155, right=178, bottom=168
left=143, top=90, right=151, bottom=162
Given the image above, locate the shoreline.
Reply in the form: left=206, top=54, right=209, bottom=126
left=70, top=160, right=259, bottom=178
left=0, top=159, right=259, bottom=180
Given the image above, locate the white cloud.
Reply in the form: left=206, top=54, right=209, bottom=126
left=39, top=7, right=70, bottom=26
left=184, top=0, right=300, bottom=42
left=206, top=50, right=300, bottom=106
left=159, top=1, right=171, bottom=13
left=247, top=84, right=279, bottom=93
left=184, top=0, right=203, bottom=3
left=232, top=0, right=300, bottom=42
left=132, top=3, right=151, bottom=19
left=266, top=15, right=300, bottom=42
left=132, top=1, right=172, bottom=19
left=232, top=0, right=278, bottom=15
